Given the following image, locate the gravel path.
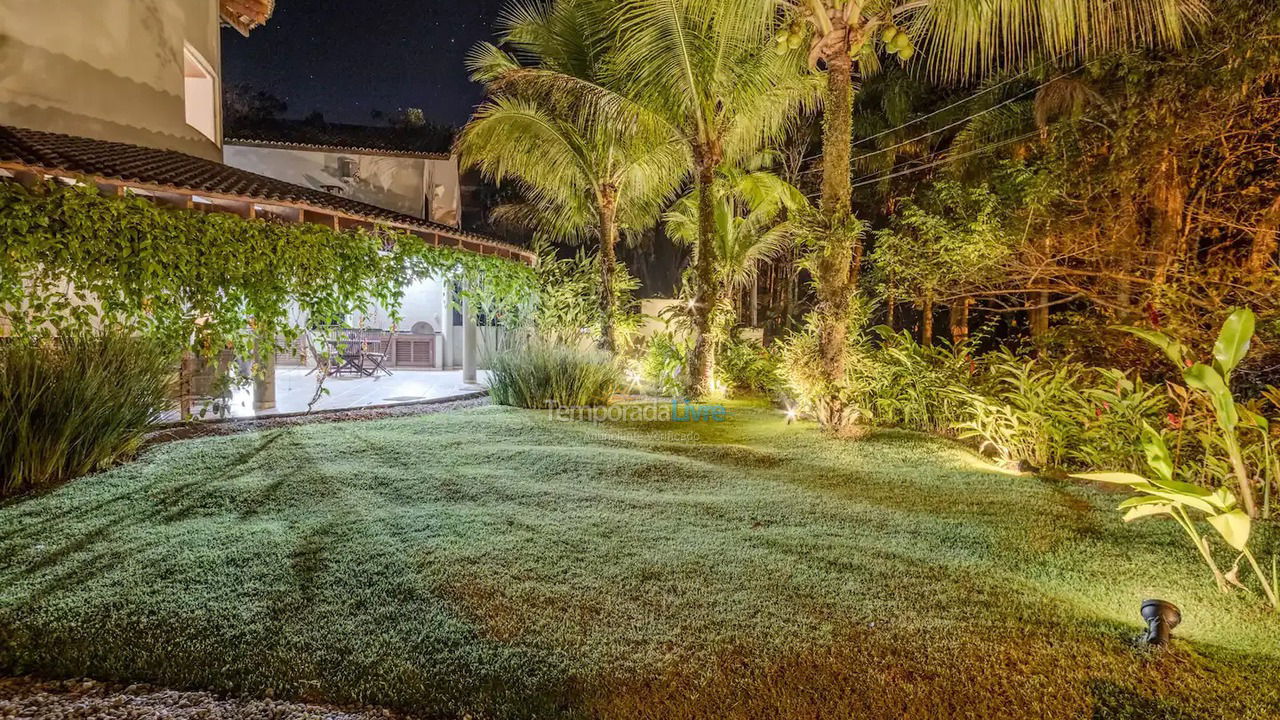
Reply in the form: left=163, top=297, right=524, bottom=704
left=0, top=677, right=429, bottom=720
left=143, top=395, right=490, bottom=445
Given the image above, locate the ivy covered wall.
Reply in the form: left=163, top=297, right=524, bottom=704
left=0, top=180, right=536, bottom=364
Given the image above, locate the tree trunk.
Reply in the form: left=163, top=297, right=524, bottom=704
left=920, top=298, right=934, bottom=346
left=1150, top=151, right=1186, bottom=284
left=886, top=291, right=895, bottom=330
left=1028, top=292, right=1049, bottom=339
left=597, top=186, right=619, bottom=352
left=1248, top=195, right=1280, bottom=274
left=686, top=154, right=719, bottom=397
left=750, top=271, right=758, bottom=327
left=949, top=298, right=971, bottom=346
left=812, top=40, right=858, bottom=429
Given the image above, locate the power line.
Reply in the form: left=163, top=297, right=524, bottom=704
left=847, top=129, right=1043, bottom=190
left=801, top=55, right=1104, bottom=177
left=847, top=52, right=1067, bottom=151
left=796, top=52, right=1069, bottom=167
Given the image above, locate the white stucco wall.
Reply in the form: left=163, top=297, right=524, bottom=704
left=224, top=145, right=426, bottom=217
left=224, top=144, right=463, bottom=225
left=0, top=0, right=223, bottom=160
left=348, top=276, right=446, bottom=336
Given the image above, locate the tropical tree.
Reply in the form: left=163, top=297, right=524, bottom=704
left=457, top=0, right=685, bottom=351
left=665, top=166, right=808, bottom=341
left=871, top=179, right=1016, bottom=345
left=608, top=0, right=822, bottom=395
left=778, top=0, right=1207, bottom=428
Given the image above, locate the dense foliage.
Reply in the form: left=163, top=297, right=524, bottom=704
left=528, top=244, right=641, bottom=348
left=0, top=331, right=176, bottom=496
left=0, top=181, right=536, bottom=368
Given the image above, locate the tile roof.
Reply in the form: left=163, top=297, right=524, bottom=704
left=0, top=124, right=532, bottom=263
left=226, top=120, right=453, bottom=158
left=220, top=0, right=275, bottom=36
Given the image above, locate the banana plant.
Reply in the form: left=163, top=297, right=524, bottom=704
left=1118, top=308, right=1259, bottom=518
left=1076, top=425, right=1279, bottom=610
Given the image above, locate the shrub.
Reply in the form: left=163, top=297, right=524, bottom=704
left=639, top=331, right=687, bottom=397
left=857, top=328, right=973, bottom=434
left=487, top=339, right=621, bottom=408
left=0, top=331, right=177, bottom=496
left=953, top=352, right=1166, bottom=471
left=716, top=336, right=782, bottom=397
left=529, top=244, right=642, bottom=348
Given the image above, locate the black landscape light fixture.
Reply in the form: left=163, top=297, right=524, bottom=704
left=1141, top=599, right=1181, bottom=646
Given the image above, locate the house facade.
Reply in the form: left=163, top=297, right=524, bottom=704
left=223, top=128, right=489, bottom=371
left=0, top=0, right=531, bottom=412
left=0, top=0, right=245, bottom=161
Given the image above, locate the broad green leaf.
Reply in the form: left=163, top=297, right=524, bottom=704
left=1206, top=509, right=1251, bottom=551
left=1123, top=503, right=1173, bottom=521
left=1212, top=308, right=1254, bottom=377
left=1073, top=472, right=1150, bottom=485
left=1239, top=406, right=1269, bottom=431
left=1140, top=424, right=1174, bottom=483
left=1144, top=488, right=1217, bottom=514
left=1117, top=496, right=1168, bottom=509
left=1183, top=363, right=1228, bottom=395
left=1207, top=486, right=1237, bottom=511
left=1185, top=363, right=1239, bottom=431
left=1117, top=326, right=1185, bottom=369
left=1147, top=477, right=1212, bottom=498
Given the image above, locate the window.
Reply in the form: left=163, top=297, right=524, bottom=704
left=183, top=44, right=218, bottom=142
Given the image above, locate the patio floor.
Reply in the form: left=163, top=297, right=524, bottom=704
left=183, top=366, right=488, bottom=420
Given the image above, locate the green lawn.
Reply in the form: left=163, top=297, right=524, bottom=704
left=1, top=404, right=1278, bottom=719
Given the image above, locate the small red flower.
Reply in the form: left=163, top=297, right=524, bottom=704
left=1166, top=413, right=1183, bottom=429
left=1145, top=302, right=1162, bottom=329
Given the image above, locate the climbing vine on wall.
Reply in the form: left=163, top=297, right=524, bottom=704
left=0, top=180, right=536, bottom=363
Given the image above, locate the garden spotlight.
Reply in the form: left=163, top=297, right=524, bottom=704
left=1140, top=599, right=1181, bottom=646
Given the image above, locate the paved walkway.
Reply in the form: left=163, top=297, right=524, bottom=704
left=173, top=367, right=489, bottom=420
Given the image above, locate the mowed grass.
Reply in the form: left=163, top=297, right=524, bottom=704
left=1, top=404, right=1278, bottom=719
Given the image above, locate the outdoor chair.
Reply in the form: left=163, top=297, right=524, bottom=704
left=359, top=329, right=394, bottom=377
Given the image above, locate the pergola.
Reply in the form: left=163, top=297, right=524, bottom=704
left=0, top=124, right=533, bottom=413
left=0, top=125, right=535, bottom=265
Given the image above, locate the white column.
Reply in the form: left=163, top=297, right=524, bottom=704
left=253, top=348, right=276, bottom=411
left=440, top=281, right=454, bottom=368
left=462, top=292, right=478, bottom=384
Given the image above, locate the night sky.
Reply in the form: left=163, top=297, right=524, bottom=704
left=221, top=0, right=508, bottom=128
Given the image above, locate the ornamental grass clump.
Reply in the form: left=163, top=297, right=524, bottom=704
left=487, top=339, right=620, bottom=409
left=0, top=331, right=176, bottom=496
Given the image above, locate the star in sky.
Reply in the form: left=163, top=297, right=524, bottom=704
left=222, top=0, right=508, bottom=128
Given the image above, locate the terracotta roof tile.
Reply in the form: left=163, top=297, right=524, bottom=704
left=225, top=120, right=453, bottom=158
left=0, top=124, right=533, bottom=263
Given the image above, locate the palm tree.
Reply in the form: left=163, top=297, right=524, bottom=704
left=607, top=0, right=823, bottom=396
left=779, top=0, right=1207, bottom=428
left=665, top=166, right=808, bottom=345
left=456, top=0, right=685, bottom=351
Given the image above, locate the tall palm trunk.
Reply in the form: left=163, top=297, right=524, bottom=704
left=1150, top=150, right=1186, bottom=284
left=687, top=151, right=720, bottom=396
left=597, top=186, right=619, bottom=352
left=812, top=42, right=859, bottom=427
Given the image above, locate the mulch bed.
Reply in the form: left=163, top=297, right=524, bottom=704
left=0, top=676, right=426, bottom=720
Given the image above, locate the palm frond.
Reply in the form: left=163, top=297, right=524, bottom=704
left=906, top=0, right=1209, bottom=83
